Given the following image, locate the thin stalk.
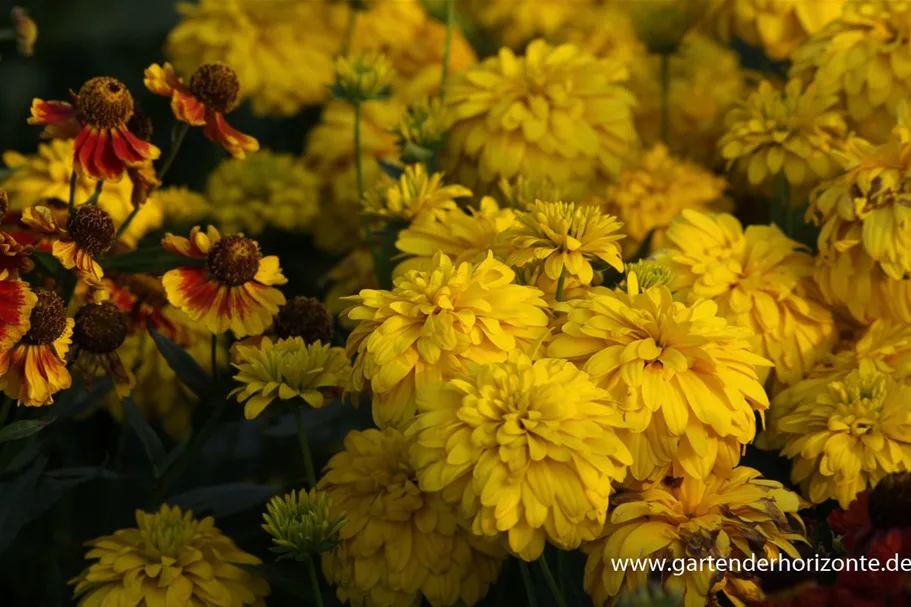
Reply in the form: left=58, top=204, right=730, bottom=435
left=85, top=179, right=104, bottom=205
left=538, top=555, right=569, bottom=607
left=517, top=560, right=540, bottom=607
left=295, top=407, right=317, bottom=488
left=555, top=266, right=567, bottom=302
left=68, top=170, right=77, bottom=214
left=354, top=102, right=381, bottom=284
left=440, top=0, right=455, bottom=100
left=660, top=52, right=671, bottom=145
left=305, top=555, right=325, bottom=607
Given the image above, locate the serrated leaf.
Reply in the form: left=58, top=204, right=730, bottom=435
left=121, top=396, right=167, bottom=478
left=100, top=248, right=200, bottom=274
left=148, top=321, right=212, bottom=398
left=0, top=457, right=46, bottom=555
left=0, top=419, right=53, bottom=444
left=169, top=482, right=278, bottom=518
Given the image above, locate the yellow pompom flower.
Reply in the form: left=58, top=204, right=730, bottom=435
left=601, top=145, right=728, bottom=257
left=230, top=337, right=350, bottom=420
left=155, top=186, right=211, bottom=226
left=790, top=0, right=911, bottom=142
left=548, top=282, right=771, bottom=481
left=773, top=359, right=911, bottom=508
left=304, top=99, right=401, bottom=253
left=320, top=427, right=504, bottom=607
left=629, top=34, right=745, bottom=165
left=395, top=196, right=517, bottom=275
left=343, top=0, right=428, bottom=57
left=205, top=150, right=320, bottom=234
left=497, top=175, right=566, bottom=210
left=504, top=200, right=625, bottom=287
left=719, top=78, right=848, bottom=188
left=443, top=39, right=639, bottom=197
left=70, top=504, right=269, bottom=607
left=362, top=164, right=472, bottom=222
left=345, top=251, right=549, bottom=428
left=560, top=4, right=646, bottom=71
left=658, top=210, right=836, bottom=385
left=463, top=0, right=595, bottom=48
left=407, top=352, right=632, bottom=561
left=708, top=0, right=845, bottom=61
left=1, top=140, right=163, bottom=247
left=166, top=0, right=341, bottom=117
left=582, top=469, right=806, bottom=607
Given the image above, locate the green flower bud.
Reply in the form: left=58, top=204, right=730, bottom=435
left=262, top=489, right=346, bottom=560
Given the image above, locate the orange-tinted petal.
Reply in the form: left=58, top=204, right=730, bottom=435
left=172, top=90, right=207, bottom=126
left=112, top=127, right=161, bottom=166
left=21, top=206, right=63, bottom=235
left=203, top=111, right=259, bottom=159
left=127, top=162, right=161, bottom=206
left=28, top=99, right=81, bottom=140
left=53, top=240, right=103, bottom=281
left=144, top=63, right=206, bottom=126
left=143, top=63, right=184, bottom=98
left=93, top=129, right=125, bottom=182
left=0, top=320, right=73, bottom=406
left=162, top=226, right=216, bottom=259
left=0, top=279, right=37, bottom=351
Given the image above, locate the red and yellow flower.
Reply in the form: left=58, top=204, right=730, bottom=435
left=0, top=190, right=35, bottom=279
left=162, top=226, right=286, bottom=337
left=22, top=203, right=115, bottom=282
left=0, top=274, right=37, bottom=353
left=28, top=77, right=161, bottom=181
left=144, top=62, right=259, bottom=159
left=0, top=289, right=73, bottom=407
left=70, top=302, right=134, bottom=397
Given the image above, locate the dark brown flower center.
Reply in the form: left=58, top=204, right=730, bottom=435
left=189, top=63, right=240, bottom=114
left=73, top=302, right=128, bottom=354
left=869, top=472, right=911, bottom=530
left=0, top=188, right=8, bottom=223
left=111, top=272, right=168, bottom=309
left=274, top=296, right=333, bottom=343
left=77, top=77, right=135, bottom=129
left=68, top=204, right=115, bottom=256
left=22, top=289, right=67, bottom=346
left=207, top=235, right=261, bottom=286
left=127, top=102, right=153, bottom=141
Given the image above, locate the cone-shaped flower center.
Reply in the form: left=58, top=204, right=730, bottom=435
left=77, top=77, right=134, bottom=129
left=274, top=296, right=333, bottom=343
left=68, top=204, right=116, bottom=256
left=138, top=508, right=198, bottom=559
left=207, top=235, right=261, bottom=286
left=73, top=302, right=128, bottom=354
left=22, top=289, right=67, bottom=345
left=190, top=63, right=240, bottom=114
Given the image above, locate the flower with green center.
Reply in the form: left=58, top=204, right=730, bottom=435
left=332, top=52, right=395, bottom=103
left=262, top=488, right=346, bottom=559
left=361, top=163, right=472, bottom=222
left=624, top=260, right=672, bottom=291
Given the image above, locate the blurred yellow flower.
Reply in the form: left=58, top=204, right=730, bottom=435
left=362, top=164, right=471, bottom=222
left=325, top=247, right=376, bottom=327
left=71, top=505, right=269, bottom=607
left=320, top=427, right=503, bottom=607
left=601, top=145, right=728, bottom=257
left=790, top=0, right=911, bottom=142
left=627, top=0, right=708, bottom=54
left=708, top=0, right=845, bottom=60
left=391, top=97, right=450, bottom=152
left=155, top=185, right=211, bottom=226
left=774, top=359, right=911, bottom=508
left=205, top=150, right=320, bottom=234
left=408, top=352, right=631, bottom=561
left=497, top=175, right=566, bottom=211
left=548, top=283, right=770, bottom=481
left=333, top=52, right=395, bottom=102
left=463, top=0, right=594, bottom=48
left=443, top=39, right=639, bottom=197
left=583, top=469, right=806, bottom=607
left=504, top=200, right=625, bottom=287
left=719, top=78, right=848, bottom=188
left=560, top=4, right=646, bottom=71
left=344, top=251, right=549, bottom=428
left=658, top=210, right=836, bottom=385
left=1, top=140, right=163, bottom=247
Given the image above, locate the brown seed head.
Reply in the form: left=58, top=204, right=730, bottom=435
left=22, top=289, right=67, bottom=345
left=68, top=204, right=115, bottom=256
left=77, top=77, right=134, bottom=129
left=274, top=296, right=333, bottom=343
left=73, top=302, right=128, bottom=354
left=207, top=235, right=261, bottom=286
left=0, top=189, right=8, bottom=223
left=189, top=63, right=240, bottom=114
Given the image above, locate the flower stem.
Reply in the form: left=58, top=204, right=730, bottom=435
left=440, top=0, right=455, bottom=100
left=68, top=170, right=77, bottom=215
left=555, top=266, right=567, bottom=302
left=305, top=555, right=325, bottom=607
left=354, top=101, right=382, bottom=287
left=517, top=561, right=539, bottom=607
left=537, top=554, right=569, bottom=607
left=660, top=52, right=671, bottom=146
left=295, top=407, right=317, bottom=488
left=85, top=179, right=104, bottom=205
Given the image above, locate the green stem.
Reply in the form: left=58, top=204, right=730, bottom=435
left=0, top=398, right=12, bottom=428
left=354, top=102, right=382, bottom=286
left=68, top=170, right=77, bottom=215
left=440, top=0, right=455, bottom=100
left=517, top=561, right=539, bottom=607
left=85, top=179, right=104, bottom=205
left=659, top=52, right=671, bottom=146
left=555, top=266, right=567, bottom=302
left=305, top=555, right=325, bottom=607
left=295, top=407, right=317, bottom=488
left=537, top=555, right=569, bottom=607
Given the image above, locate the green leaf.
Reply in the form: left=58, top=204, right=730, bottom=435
left=148, top=321, right=212, bottom=398
left=100, top=248, right=199, bottom=274
left=121, top=396, right=167, bottom=478
left=0, top=419, right=53, bottom=444
left=0, top=457, right=46, bottom=555
left=169, top=482, right=278, bottom=518
left=630, top=228, right=656, bottom=263
left=43, top=376, right=113, bottom=421
left=29, top=251, right=60, bottom=277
